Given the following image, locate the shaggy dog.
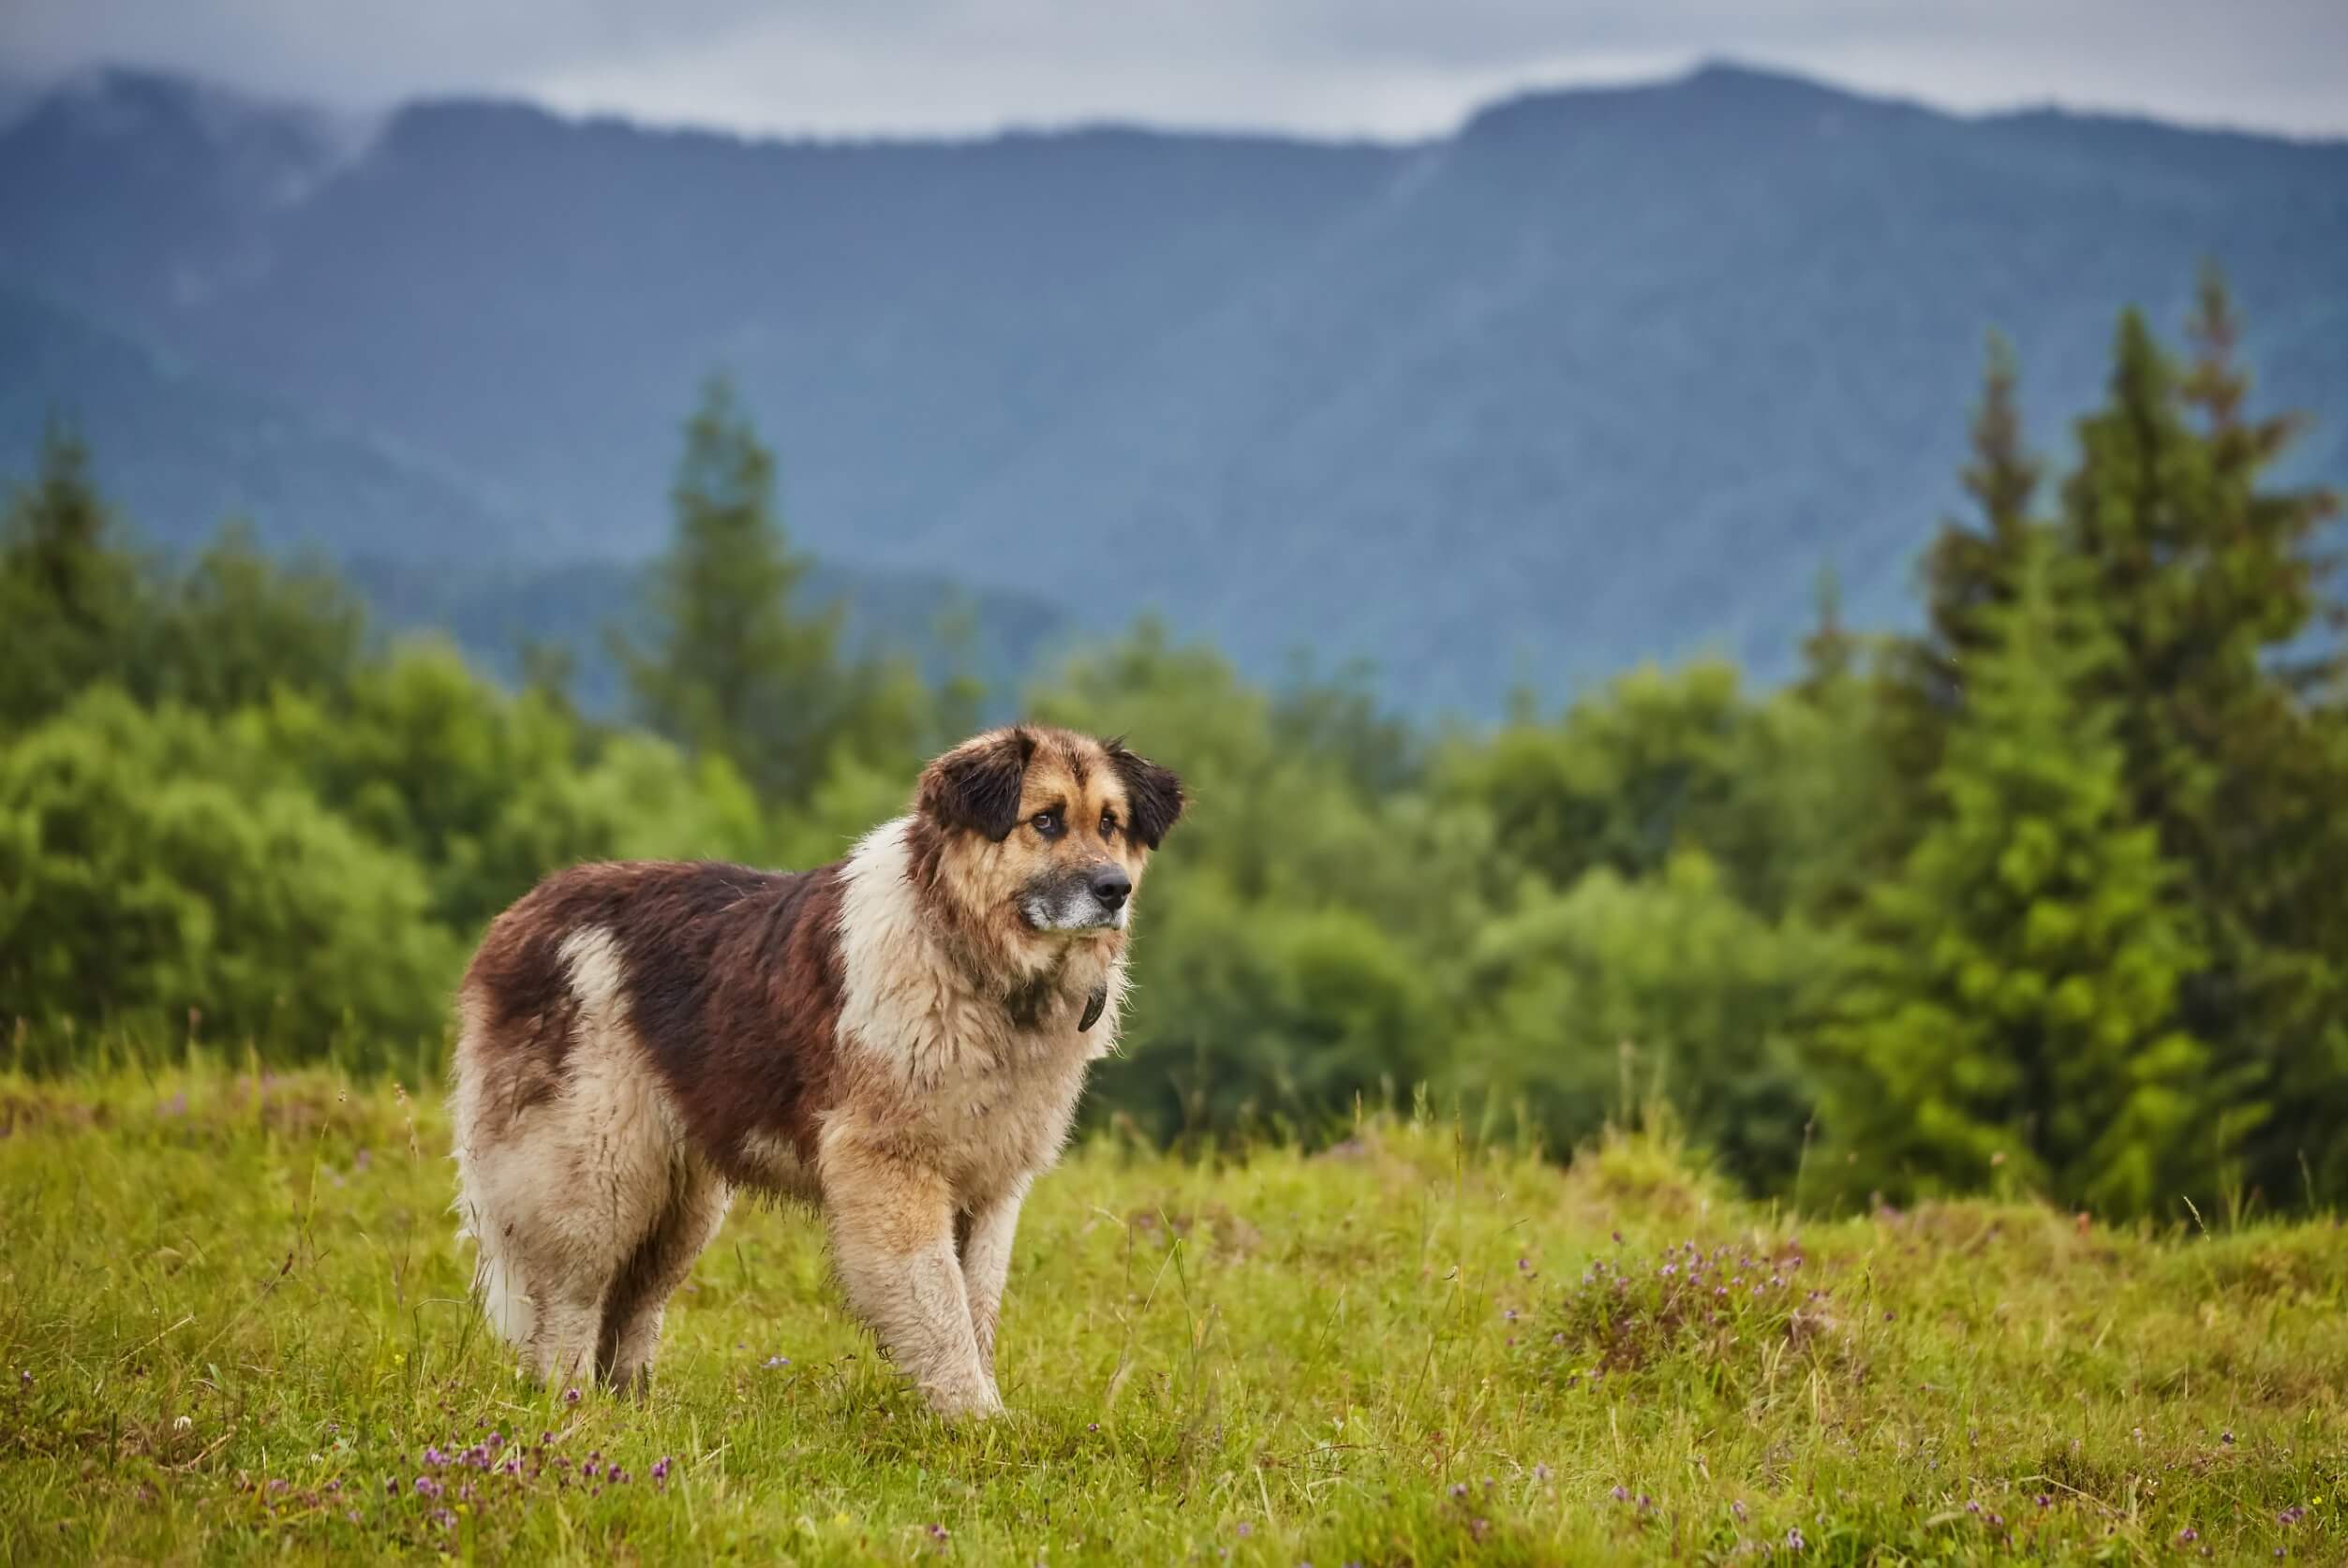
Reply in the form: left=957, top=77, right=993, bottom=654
left=450, top=725, right=1182, bottom=1417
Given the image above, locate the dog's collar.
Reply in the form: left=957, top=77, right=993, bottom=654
left=1077, top=984, right=1107, bottom=1034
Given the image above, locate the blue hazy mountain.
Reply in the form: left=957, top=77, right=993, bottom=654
left=6, top=64, right=2342, bottom=711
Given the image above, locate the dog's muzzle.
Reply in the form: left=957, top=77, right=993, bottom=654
left=1020, top=864, right=1132, bottom=933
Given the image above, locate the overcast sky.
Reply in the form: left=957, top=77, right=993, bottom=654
left=6, top=1, right=2345, bottom=141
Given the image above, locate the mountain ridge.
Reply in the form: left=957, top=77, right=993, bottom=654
left=6, top=60, right=2341, bottom=712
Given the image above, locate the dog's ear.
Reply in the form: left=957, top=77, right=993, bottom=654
left=1107, top=739, right=1185, bottom=850
left=918, top=728, right=1037, bottom=840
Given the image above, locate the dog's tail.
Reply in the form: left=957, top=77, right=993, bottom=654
left=450, top=1013, right=536, bottom=1352
left=453, top=1164, right=535, bottom=1349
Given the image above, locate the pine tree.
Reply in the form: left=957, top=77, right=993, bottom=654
left=2058, top=283, right=2348, bottom=1201
left=1825, top=539, right=2215, bottom=1216
left=1880, top=334, right=2047, bottom=770
left=0, top=422, right=145, bottom=729
left=612, top=378, right=850, bottom=806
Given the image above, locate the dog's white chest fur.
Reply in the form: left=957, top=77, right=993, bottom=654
left=834, top=819, right=1123, bottom=1197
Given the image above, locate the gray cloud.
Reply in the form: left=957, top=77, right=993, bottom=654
left=5, top=0, right=2344, bottom=140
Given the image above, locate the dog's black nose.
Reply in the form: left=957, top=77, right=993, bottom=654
left=1090, top=865, right=1132, bottom=909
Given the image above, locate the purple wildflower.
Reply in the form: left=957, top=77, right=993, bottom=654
left=1611, top=1486, right=1629, bottom=1503
left=765, top=1355, right=791, bottom=1368
left=2179, top=1528, right=2201, bottom=1544
left=1533, top=1463, right=1551, bottom=1482
left=1786, top=1527, right=1806, bottom=1551
left=563, top=1387, right=581, bottom=1407
left=1238, top=1523, right=1254, bottom=1539
left=1450, top=1483, right=1469, bottom=1499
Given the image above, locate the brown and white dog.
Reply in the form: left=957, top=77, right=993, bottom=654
left=450, top=725, right=1182, bottom=1417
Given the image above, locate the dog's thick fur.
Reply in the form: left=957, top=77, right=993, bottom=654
left=450, top=726, right=1182, bottom=1416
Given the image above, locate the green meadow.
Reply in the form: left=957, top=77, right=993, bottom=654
left=3, top=1063, right=2341, bottom=1565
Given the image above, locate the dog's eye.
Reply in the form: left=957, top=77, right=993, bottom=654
left=1100, top=811, right=1118, bottom=839
left=1031, top=810, right=1063, bottom=839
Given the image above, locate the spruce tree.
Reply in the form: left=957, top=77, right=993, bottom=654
left=612, top=378, right=849, bottom=806
left=2058, top=283, right=2347, bottom=1201
left=1826, top=539, right=2213, bottom=1216
left=0, top=422, right=144, bottom=729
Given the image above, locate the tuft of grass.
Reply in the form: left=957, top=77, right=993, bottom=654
left=3, top=1062, right=2343, bottom=1564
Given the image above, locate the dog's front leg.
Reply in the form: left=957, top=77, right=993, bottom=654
left=821, top=1135, right=1000, bottom=1419
left=958, top=1176, right=1030, bottom=1392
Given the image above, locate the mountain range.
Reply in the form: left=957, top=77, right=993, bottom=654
left=4, top=63, right=2343, bottom=712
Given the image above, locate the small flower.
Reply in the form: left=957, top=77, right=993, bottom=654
left=1237, top=1523, right=1254, bottom=1538
left=422, top=1445, right=448, bottom=1468
left=1611, top=1486, right=1629, bottom=1503
left=1517, top=1257, right=1531, bottom=1272
left=2178, top=1528, right=2201, bottom=1543
left=1450, top=1483, right=1470, bottom=1499
left=764, top=1355, right=791, bottom=1368
left=1532, top=1463, right=1551, bottom=1482
left=1731, top=1501, right=1746, bottom=1520
left=1612, top=1230, right=1624, bottom=1244
left=2222, top=1431, right=2236, bottom=1445
left=1088, top=1422, right=1101, bottom=1432
left=652, top=1456, right=672, bottom=1481
left=1503, top=1308, right=1519, bottom=1322
left=563, top=1387, right=581, bottom=1407
left=413, top=1476, right=443, bottom=1499
left=2035, top=1494, right=2052, bottom=1509
left=1786, top=1527, right=1806, bottom=1551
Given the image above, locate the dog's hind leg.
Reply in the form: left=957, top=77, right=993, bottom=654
left=597, top=1156, right=731, bottom=1397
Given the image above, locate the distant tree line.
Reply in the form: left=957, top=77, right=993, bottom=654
left=3, top=270, right=2342, bottom=1218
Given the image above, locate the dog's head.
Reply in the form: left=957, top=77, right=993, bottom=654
left=915, top=725, right=1183, bottom=939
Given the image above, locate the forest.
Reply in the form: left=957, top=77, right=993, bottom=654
left=5, top=271, right=2342, bottom=1220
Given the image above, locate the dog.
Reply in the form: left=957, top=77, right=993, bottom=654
left=450, top=725, right=1182, bottom=1417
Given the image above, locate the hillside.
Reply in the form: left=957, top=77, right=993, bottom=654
left=0, top=288, right=1068, bottom=702
left=6, top=64, right=2344, bottom=709
left=4, top=1064, right=2342, bottom=1563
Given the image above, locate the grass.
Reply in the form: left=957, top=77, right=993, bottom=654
left=2, top=1062, right=2343, bottom=1565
